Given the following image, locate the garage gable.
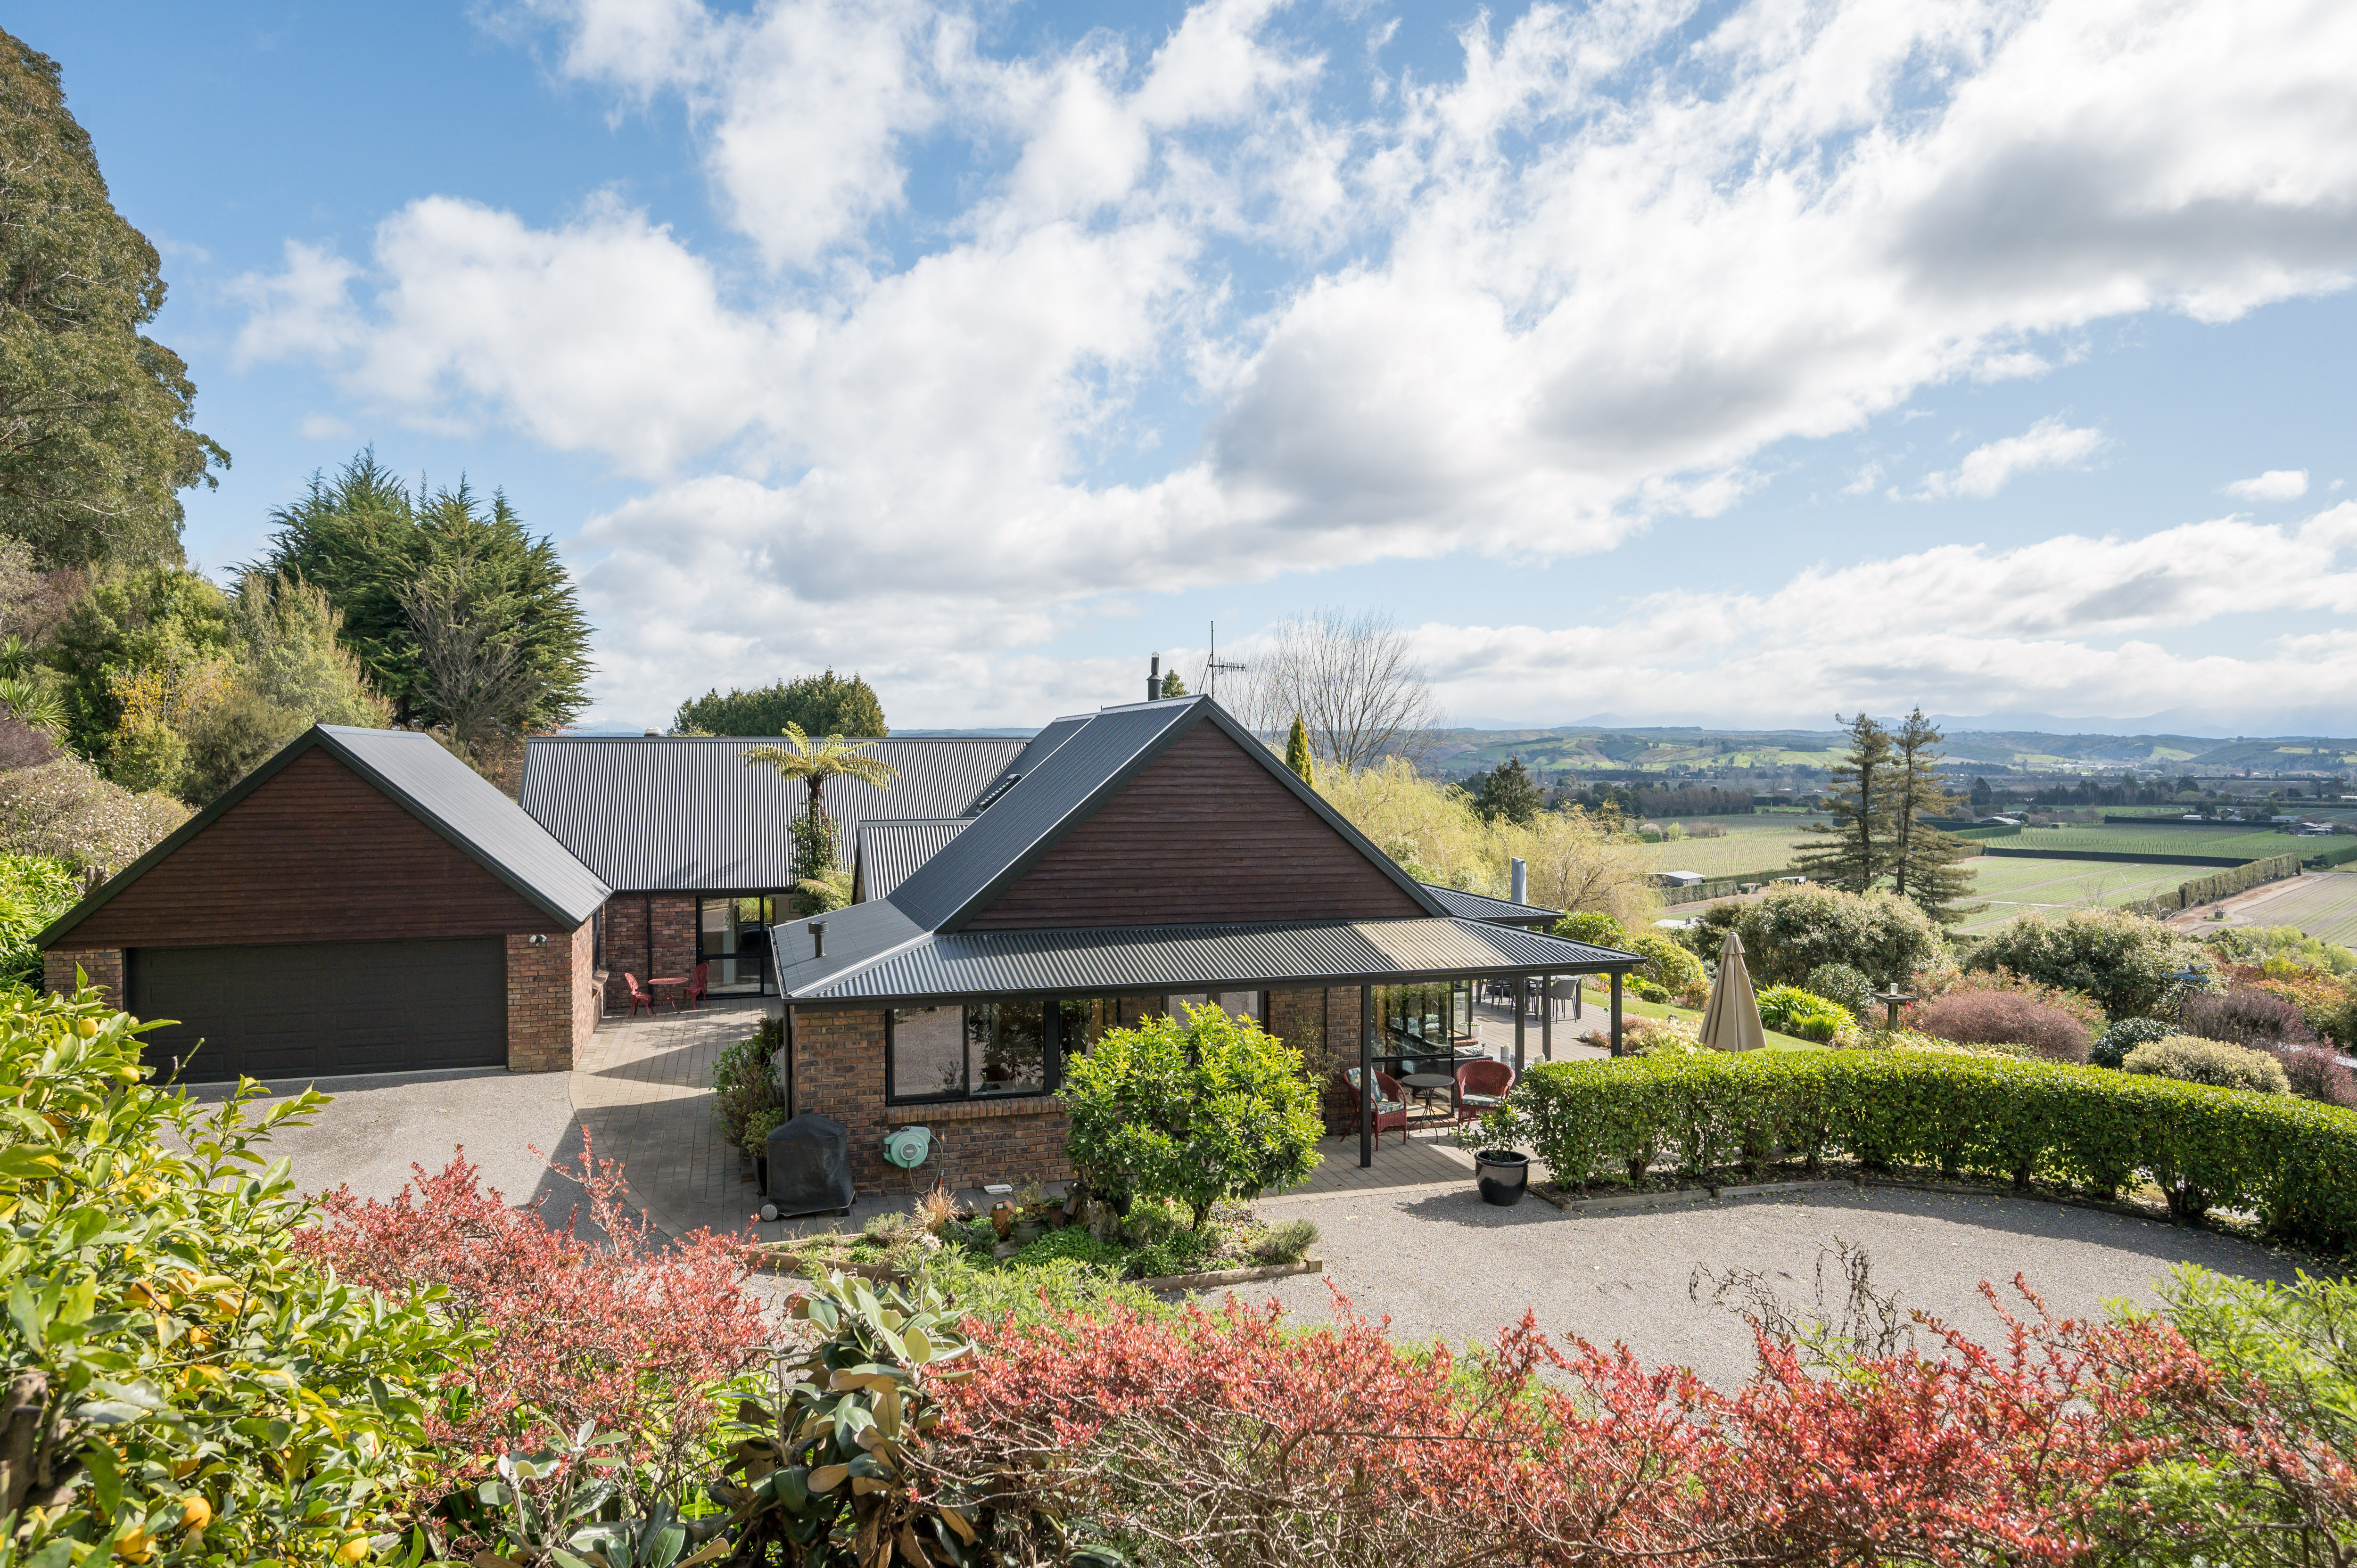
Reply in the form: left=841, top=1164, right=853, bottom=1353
left=56, top=746, right=568, bottom=950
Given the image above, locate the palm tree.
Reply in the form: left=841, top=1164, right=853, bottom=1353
left=743, top=724, right=899, bottom=886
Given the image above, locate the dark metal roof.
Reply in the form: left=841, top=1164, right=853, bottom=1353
left=39, top=726, right=610, bottom=947
left=1421, top=884, right=1562, bottom=926
left=884, top=697, right=1445, bottom=932
left=852, top=819, right=970, bottom=902
left=518, top=734, right=1026, bottom=891
left=770, top=915, right=1643, bottom=1004
left=957, top=713, right=1090, bottom=815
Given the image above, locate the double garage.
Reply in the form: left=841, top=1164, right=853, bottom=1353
left=40, top=726, right=611, bottom=1083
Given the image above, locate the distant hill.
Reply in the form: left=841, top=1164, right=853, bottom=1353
left=1415, top=726, right=2357, bottom=778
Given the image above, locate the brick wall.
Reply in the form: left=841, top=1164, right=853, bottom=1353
left=44, top=948, right=123, bottom=1005
left=1268, top=985, right=1372, bottom=1134
left=506, top=918, right=601, bottom=1072
left=790, top=1005, right=1075, bottom=1192
left=600, top=894, right=699, bottom=1009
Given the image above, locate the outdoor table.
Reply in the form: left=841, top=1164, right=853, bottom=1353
left=647, top=976, right=690, bottom=1011
left=1400, top=1071, right=1458, bottom=1123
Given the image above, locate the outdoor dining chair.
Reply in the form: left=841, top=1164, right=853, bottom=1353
left=622, top=973, right=660, bottom=1018
left=1452, top=1058, right=1516, bottom=1125
left=1339, top=1066, right=1411, bottom=1149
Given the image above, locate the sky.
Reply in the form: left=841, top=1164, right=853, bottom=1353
left=17, top=0, right=2357, bottom=737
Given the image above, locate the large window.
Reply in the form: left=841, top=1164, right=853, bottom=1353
left=699, top=896, right=779, bottom=994
left=889, top=995, right=1136, bottom=1104
left=889, top=999, right=1046, bottom=1103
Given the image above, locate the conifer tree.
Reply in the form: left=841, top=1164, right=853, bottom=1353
left=1284, top=714, right=1315, bottom=787
left=1888, top=707, right=1983, bottom=925
left=1791, top=714, right=1895, bottom=891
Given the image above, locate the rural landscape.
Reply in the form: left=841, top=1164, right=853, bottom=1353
left=7, top=3, right=2357, bottom=1568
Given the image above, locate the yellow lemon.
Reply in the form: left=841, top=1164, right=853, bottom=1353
left=115, top=1065, right=142, bottom=1084
left=114, top=1529, right=153, bottom=1562
left=77, top=1018, right=99, bottom=1038
left=333, top=1535, right=370, bottom=1564
left=179, top=1495, right=212, bottom=1530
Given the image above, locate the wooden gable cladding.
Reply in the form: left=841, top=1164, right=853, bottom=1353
left=962, top=722, right=1426, bottom=930
left=65, top=747, right=569, bottom=949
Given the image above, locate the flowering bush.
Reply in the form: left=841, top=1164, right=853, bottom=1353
left=1913, top=990, right=2094, bottom=1064
left=299, top=1141, right=766, bottom=1525
left=923, top=1276, right=2356, bottom=1566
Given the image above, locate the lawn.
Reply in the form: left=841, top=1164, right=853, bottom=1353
left=1630, top=814, right=1830, bottom=878
left=2229, top=869, right=2357, bottom=946
left=1615, top=991, right=1826, bottom=1051
left=1952, top=855, right=2193, bottom=933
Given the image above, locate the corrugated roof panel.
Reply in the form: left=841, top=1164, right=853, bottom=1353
left=518, top=735, right=1026, bottom=891
left=775, top=916, right=1641, bottom=1003
left=854, top=818, right=970, bottom=901
left=1421, top=884, right=1562, bottom=924
left=326, top=728, right=611, bottom=925
left=885, top=702, right=1200, bottom=930
left=957, top=713, right=1090, bottom=815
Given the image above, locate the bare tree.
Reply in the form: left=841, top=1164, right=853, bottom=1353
left=397, top=560, right=540, bottom=757
left=1230, top=608, right=1441, bottom=772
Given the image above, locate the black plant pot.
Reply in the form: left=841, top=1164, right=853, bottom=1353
left=1474, top=1149, right=1530, bottom=1207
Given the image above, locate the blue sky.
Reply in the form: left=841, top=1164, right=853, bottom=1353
left=19, top=0, right=2357, bottom=734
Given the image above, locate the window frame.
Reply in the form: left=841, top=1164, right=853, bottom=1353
left=882, top=989, right=1268, bottom=1107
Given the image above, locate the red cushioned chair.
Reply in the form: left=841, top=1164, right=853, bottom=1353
left=622, top=972, right=659, bottom=1018
left=1453, top=1058, right=1516, bottom=1125
left=1339, top=1067, right=1411, bottom=1149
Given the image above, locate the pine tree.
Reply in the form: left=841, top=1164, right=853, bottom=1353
left=1284, top=713, right=1315, bottom=787
left=1887, top=707, right=1983, bottom=924
left=1471, top=755, right=1542, bottom=825
left=1791, top=714, right=1894, bottom=891
left=1160, top=670, right=1188, bottom=698
left=1970, top=775, right=1994, bottom=807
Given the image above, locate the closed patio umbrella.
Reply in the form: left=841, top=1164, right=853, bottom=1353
left=1699, top=929, right=1767, bottom=1053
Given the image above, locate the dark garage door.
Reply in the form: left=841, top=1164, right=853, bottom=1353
left=129, top=938, right=506, bottom=1083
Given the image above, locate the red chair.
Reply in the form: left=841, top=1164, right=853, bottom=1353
left=688, top=961, right=709, bottom=1009
left=622, top=973, right=660, bottom=1017
left=1340, top=1067, right=1410, bottom=1149
left=1453, top=1059, right=1516, bottom=1124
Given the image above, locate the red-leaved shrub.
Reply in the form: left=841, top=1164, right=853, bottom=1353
left=1910, top=965, right=2107, bottom=1032
left=926, top=1282, right=2308, bottom=1566
left=1912, top=990, right=2093, bottom=1063
left=299, top=1141, right=765, bottom=1513
left=2272, top=1043, right=2357, bottom=1108
left=2183, top=988, right=2316, bottom=1050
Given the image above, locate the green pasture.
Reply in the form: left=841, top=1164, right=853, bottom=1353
left=2231, top=870, right=2357, bottom=947
left=1952, top=855, right=2192, bottom=933
left=1628, top=816, right=1828, bottom=878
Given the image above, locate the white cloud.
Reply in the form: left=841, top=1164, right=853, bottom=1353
left=228, top=0, right=2357, bottom=725
left=297, top=412, right=354, bottom=442
left=2224, top=468, right=2309, bottom=501
left=1911, top=417, right=2106, bottom=499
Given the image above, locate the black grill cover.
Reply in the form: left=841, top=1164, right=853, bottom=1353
left=766, top=1113, right=855, bottom=1216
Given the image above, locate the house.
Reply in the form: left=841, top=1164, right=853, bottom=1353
left=37, top=726, right=610, bottom=1083
left=38, top=693, right=1640, bottom=1188
left=1653, top=870, right=1706, bottom=888
left=763, top=695, right=1638, bottom=1188
left=517, top=732, right=1026, bottom=1006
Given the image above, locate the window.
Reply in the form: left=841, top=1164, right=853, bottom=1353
left=1167, top=991, right=1264, bottom=1026
left=889, top=1000, right=1047, bottom=1103
left=1058, top=996, right=1121, bottom=1055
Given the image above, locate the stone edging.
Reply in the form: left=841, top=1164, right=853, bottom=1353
left=1139, top=1258, right=1324, bottom=1293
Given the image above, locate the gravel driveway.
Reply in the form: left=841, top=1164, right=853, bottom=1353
left=1242, top=1183, right=2316, bottom=1386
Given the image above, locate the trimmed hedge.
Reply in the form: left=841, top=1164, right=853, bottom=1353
left=1499, top=1051, right=2357, bottom=1252
left=2304, top=840, right=2357, bottom=870
left=2159, top=854, right=2306, bottom=912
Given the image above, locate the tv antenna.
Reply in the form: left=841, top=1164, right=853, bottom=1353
left=1203, top=621, right=1246, bottom=702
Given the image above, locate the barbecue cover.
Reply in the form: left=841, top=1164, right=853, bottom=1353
left=766, top=1113, right=855, bottom=1216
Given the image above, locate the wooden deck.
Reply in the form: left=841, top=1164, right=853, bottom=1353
left=1266, top=1126, right=1484, bottom=1199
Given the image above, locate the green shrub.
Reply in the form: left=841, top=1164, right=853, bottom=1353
left=1498, top=1048, right=2357, bottom=1246
left=1631, top=978, right=1671, bottom=1003
left=1804, top=962, right=1875, bottom=1018
left=711, top=1025, right=784, bottom=1150
left=1755, top=985, right=1852, bottom=1043
left=1970, top=906, right=2206, bottom=1019
left=0, top=980, right=463, bottom=1565
left=1059, top=1006, right=1322, bottom=1228
left=1626, top=931, right=1704, bottom=993
left=0, top=850, right=74, bottom=987
left=2124, top=1034, right=2291, bottom=1095
left=1732, top=885, right=1947, bottom=987
left=1552, top=910, right=1630, bottom=950
left=2093, top=1015, right=2174, bottom=1069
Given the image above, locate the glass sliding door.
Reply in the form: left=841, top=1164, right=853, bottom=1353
left=698, top=895, right=779, bottom=994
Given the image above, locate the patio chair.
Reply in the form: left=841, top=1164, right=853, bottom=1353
left=1453, top=1058, right=1516, bottom=1124
left=688, top=961, right=709, bottom=1009
left=1339, top=1066, right=1410, bottom=1149
left=622, top=973, right=660, bottom=1018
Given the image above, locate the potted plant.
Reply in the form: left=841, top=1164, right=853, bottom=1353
left=1010, top=1180, right=1049, bottom=1245
left=1473, top=1148, right=1530, bottom=1207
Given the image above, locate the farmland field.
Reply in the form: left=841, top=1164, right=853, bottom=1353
left=2234, top=870, right=2357, bottom=946
left=1950, top=856, right=2193, bottom=933
left=2003, top=825, right=2286, bottom=859
left=1629, top=815, right=1829, bottom=878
